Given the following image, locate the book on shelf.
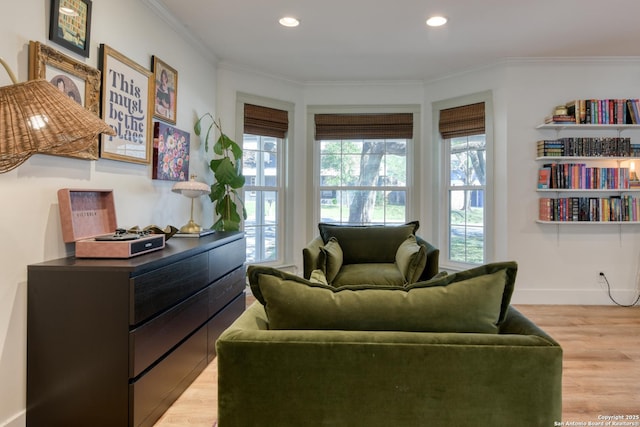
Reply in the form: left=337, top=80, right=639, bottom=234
left=536, top=137, right=635, bottom=157
left=538, top=195, right=640, bottom=222
left=538, top=167, right=551, bottom=189
left=554, top=99, right=640, bottom=125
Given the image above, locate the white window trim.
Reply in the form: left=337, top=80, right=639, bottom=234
left=306, top=104, right=421, bottom=243
left=432, top=91, right=494, bottom=271
left=236, top=92, right=294, bottom=267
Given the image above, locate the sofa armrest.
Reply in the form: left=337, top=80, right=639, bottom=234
left=302, top=235, right=324, bottom=279
left=217, top=302, right=562, bottom=427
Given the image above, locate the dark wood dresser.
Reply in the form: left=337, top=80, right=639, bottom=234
left=27, top=232, right=246, bottom=427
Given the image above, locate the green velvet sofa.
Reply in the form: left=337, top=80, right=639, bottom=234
left=216, top=263, right=563, bottom=427
left=302, top=222, right=440, bottom=286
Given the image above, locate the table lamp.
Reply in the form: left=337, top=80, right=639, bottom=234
left=172, top=176, right=211, bottom=233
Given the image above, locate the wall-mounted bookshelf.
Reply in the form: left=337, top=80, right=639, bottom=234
left=536, top=117, right=640, bottom=225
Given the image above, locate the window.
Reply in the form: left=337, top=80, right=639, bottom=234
left=446, top=134, right=486, bottom=264
left=314, top=111, right=414, bottom=225
left=241, top=102, right=288, bottom=263
left=437, top=98, right=491, bottom=266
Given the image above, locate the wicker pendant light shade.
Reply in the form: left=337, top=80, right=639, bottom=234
left=0, top=58, right=115, bottom=173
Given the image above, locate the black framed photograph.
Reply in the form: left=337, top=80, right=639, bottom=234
left=99, top=44, right=153, bottom=164
left=49, top=0, right=92, bottom=58
left=152, top=56, right=178, bottom=124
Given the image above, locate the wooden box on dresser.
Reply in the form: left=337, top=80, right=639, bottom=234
left=26, top=231, right=246, bottom=427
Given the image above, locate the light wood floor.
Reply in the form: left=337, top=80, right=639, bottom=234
left=154, top=304, right=640, bottom=426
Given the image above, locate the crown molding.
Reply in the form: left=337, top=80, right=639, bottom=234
left=140, top=0, right=218, bottom=65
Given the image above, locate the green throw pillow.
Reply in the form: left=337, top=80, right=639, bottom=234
left=247, top=264, right=514, bottom=334
left=318, top=237, right=343, bottom=284
left=410, top=261, right=518, bottom=326
left=395, top=235, right=427, bottom=284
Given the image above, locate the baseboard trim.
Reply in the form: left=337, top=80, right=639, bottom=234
left=512, top=288, right=640, bottom=305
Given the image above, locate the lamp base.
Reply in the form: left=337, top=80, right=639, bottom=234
left=178, top=220, right=203, bottom=234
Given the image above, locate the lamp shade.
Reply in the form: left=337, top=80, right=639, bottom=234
left=172, top=178, right=211, bottom=198
left=0, top=78, right=116, bottom=173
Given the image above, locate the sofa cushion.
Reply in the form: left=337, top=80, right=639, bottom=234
left=318, top=221, right=419, bottom=264
left=247, top=264, right=514, bottom=334
left=411, top=261, right=518, bottom=326
left=318, top=237, right=343, bottom=284
left=395, top=235, right=427, bottom=284
left=333, top=263, right=405, bottom=286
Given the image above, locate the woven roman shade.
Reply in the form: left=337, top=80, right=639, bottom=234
left=438, top=102, right=485, bottom=139
left=315, top=113, right=413, bottom=140
left=244, top=104, right=288, bottom=138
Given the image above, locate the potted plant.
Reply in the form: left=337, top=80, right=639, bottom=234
left=194, top=113, right=246, bottom=231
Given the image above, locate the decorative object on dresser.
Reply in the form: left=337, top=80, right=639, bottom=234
left=27, top=232, right=247, bottom=427
left=0, top=57, right=114, bottom=173
left=57, top=188, right=165, bottom=258
left=172, top=176, right=211, bottom=234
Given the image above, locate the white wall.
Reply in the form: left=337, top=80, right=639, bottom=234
left=424, top=59, right=640, bottom=305
left=216, top=59, right=640, bottom=307
left=0, top=1, right=217, bottom=425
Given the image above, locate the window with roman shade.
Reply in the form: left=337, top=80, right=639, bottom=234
left=242, top=103, right=289, bottom=263
left=313, top=112, right=413, bottom=226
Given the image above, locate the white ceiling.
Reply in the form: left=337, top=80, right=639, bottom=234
left=153, top=0, right=640, bottom=82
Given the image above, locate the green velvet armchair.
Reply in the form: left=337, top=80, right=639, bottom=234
left=302, top=222, right=440, bottom=285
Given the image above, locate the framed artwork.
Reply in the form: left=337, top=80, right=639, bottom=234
left=49, top=0, right=92, bottom=58
left=152, top=56, right=178, bottom=124
left=99, top=44, right=153, bottom=164
left=28, top=40, right=101, bottom=159
left=152, top=122, right=190, bottom=181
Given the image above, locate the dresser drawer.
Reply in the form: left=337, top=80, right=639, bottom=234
left=208, top=267, right=246, bottom=317
left=209, top=237, right=246, bottom=283
left=129, top=287, right=209, bottom=378
left=130, top=326, right=208, bottom=427
left=131, top=253, right=209, bottom=325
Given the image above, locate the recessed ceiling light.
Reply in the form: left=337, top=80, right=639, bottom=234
left=426, top=16, right=447, bottom=27
left=279, top=16, right=300, bottom=27
left=59, top=6, right=79, bottom=17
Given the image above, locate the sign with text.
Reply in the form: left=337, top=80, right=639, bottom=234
left=100, top=44, right=152, bottom=164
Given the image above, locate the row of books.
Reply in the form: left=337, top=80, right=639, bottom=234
left=538, top=164, right=636, bottom=190
left=544, top=99, right=640, bottom=125
left=536, top=138, right=639, bottom=157
left=539, top=196, right=640, bottom=222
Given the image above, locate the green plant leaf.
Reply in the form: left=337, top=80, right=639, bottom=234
left=230, top=141, right=243, bottom=161
left=214, top=157, right=239, bottom=185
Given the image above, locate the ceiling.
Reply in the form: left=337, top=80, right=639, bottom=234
left=153, top=0, right=640, bottom=83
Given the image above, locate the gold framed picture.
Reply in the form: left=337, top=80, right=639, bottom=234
left=152, top=56, right=178, bottom=124
left=28, top=40, right=102, bottom=159
left=99, top=44, right=153, bottom=164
